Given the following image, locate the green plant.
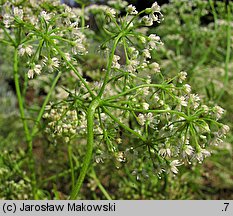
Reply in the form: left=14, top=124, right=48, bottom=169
left=0, top=0, right=229, bottom=200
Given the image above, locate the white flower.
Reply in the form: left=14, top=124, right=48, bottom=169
left=70, top=21, right=79, bottom=29
left=100, top=113, right=107, bottom=121
left=51, top=57, right=60, bottom=68
left=126, top=60, right=139, bottom=73
left=189, top=94, right=200, bottom=109
left=18, top=45, right=33, bottom=56
left=147, top=34, right=162, bottom=49
left=201, top=105, right=209, bottom=113
left=126, top=4, right=138, bottom=15
left=151, top=2, right=161, bottom=13
left=146, top=112, right=153, bottom=120
left=142, top=87, right=150, bottom=95
left=138, top=113, right=146, bottom=126
left=142, top=102, right=150, bottom=110
left=178, top=96, right=188, bottom=107
left=142, top=16, right=153, bottom=26
left=43, top=56, right=60, bottom=72
left=149, top=13, right=159, bottom=22
left=146, top=76, right=152, bottom=84
left=105, top=8, right=116, bottom=17
left=170, top=160, right=182, bottom=174
left=199, top=121, right=210, bottom=132
left=95, top=156, right=104, bottom=164
left=64, top=52, right=71, bottom=61
left=112, top=55, right=121, bottom=69
left=142, top=49, right=151, bottom=59
left=138, top=35, right=147, bottom=44
left=153, top=93, right=160, bottom=102
left=27, top=69, right=34, bottom=79
left=13, top=7, right=24, bottom=19
left=27, top=64, right=42, bottom=79
left=183, top=84, right=191, bottom=94
left=159, top=148, right=171, bottom=157
left=116, top=152, right=126, bottom=163
left=149, top=34, right=161, bottom=41
left=40, top=11, right=51, bottom=21
left=71, top=40, right=86, bottom=54
left=128, top=46, right=139, bottom=59
left=221, top=124, right=230, bottom=134
left=183, top=145, right=194, bottom=156
left=149, top=62, right=160, bottom=73
left=64, top=137, right=70, bottom=143
left=34, top=65, right=42, bottom=75
left=116, top=138, right=122, bottom=144
left=213, top=105, right=225, bottom=120
left=196, top=148, right=211, bottom=162
left=178, top=71, right=187, bottom=83
left=3, top=14, right=14, bottom=28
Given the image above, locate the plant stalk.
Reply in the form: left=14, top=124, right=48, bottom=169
left=13, top=48, right=37, bottom=199
left=70, top=98, right=100, bottom=199
left=98, top=34, right=122, bottom=98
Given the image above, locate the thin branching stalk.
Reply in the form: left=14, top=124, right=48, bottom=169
left=70, top=98, right=100, bottom=199
left=68, top=143, right=75, bottom=190
left=90, top=168, right=112, bottom=200
left=13, top=48, right=37, bottom=199
left=31, top=71, right=62, bottom=137
left=70, top=32, right=123, bottom=198
left=103, top=107, right=146, bottom=142
left=209, top=0, right=218, bottom=31
left=98, top=34, right=122, bottom=97
left=105, top=83, right=164, bottom=101
left=103, top=102, right=188, bottom=119
left=52, top=44, right=96, bottom=98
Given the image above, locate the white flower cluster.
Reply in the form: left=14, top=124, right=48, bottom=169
left=43, top=105, right=86, bottom=144
left=103, top=72, right=229, bottom=175
left=126, top=5, right=138, bottom=15
left=18, top=45, right=33, bottom=56
left=0, top=0, right=87, bottom=79
left=142, top=2, right=163, bottom=26
left=27, top=64, right=42, bottom=79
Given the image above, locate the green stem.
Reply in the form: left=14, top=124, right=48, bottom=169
left=68, top=143, right=75, bottom=190
left=123, top=38, right=130, bottom=63
left=103, top=106, right=146, bottom=141
left=103, top=102, right=188, bottom=119
left=70, top=98, right=100, bottom=199
left=13, top=48, right=37, bottom=198
left=41, top=166, right=80, bottom=184
left=22, top=71, right=28, bottom=101
left=53, top=44, right=95, bottom=98
left=28, top=71, right=61, bottom=199
left=90, top=168, right=112, bottom=200
left=31, top=71, right=62, bottom=137
left=189, top=123, right=199, bottom=149
left=2, top=27, right=16, bottom=46
left=81, top=4, right=85, bottom=29
left=209, top=0, right=218, bottom=31
left=13, top=49, right=30, bottom=142
left=105, top=83, right=164, bottom=101
left=98, top=34, right=122, bottom=97
left=125, top=9, right=146, bottom=30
